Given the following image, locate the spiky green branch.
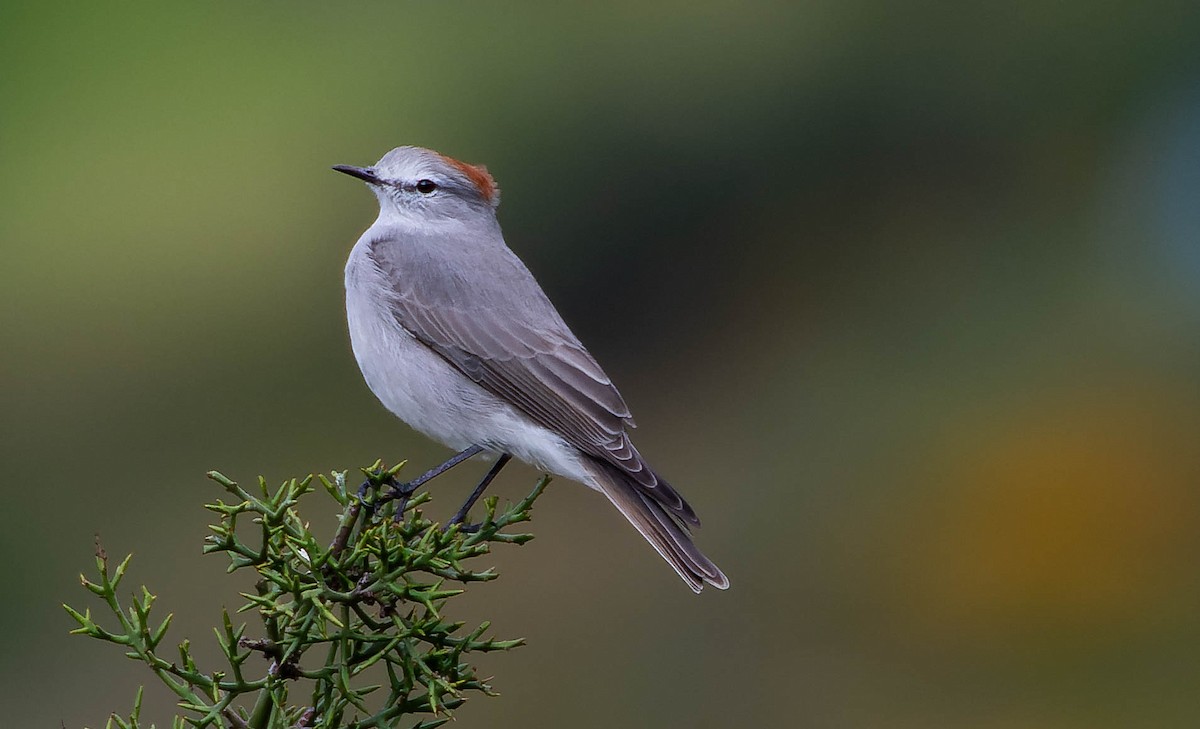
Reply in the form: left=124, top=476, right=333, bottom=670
left=64, top=461, right=548, bottom=729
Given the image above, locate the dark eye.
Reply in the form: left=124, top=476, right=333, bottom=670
left=415, top=179, right=438, bottom=194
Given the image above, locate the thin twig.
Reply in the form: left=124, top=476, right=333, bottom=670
left=222, top=708, right=251, bottom=729
left=329, top=500, right=362, bottom=559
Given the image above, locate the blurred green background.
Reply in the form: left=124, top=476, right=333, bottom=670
left=3, top=2, right=1200, bottom=726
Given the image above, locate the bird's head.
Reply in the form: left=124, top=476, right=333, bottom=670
left=333, top=146, right=500, bottom=223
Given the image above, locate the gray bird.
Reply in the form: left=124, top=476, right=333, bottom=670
left=334, top=146, right=728, bottom=592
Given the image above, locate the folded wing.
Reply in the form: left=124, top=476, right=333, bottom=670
left=368, top=239, right=699, bottom=526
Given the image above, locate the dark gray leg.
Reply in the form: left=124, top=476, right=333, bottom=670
left=400, top=445, right=485, bottom=491
left=361, top=445, right=486, bottom=518
left=446, top=453, right=512, bottom=529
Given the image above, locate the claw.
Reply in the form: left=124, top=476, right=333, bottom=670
left=355, top=479, right=375, bottom=510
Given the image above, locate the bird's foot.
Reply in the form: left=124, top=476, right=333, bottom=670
left=356, top=473, right=412, bottom=520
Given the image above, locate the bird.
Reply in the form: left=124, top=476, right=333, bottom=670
left=333, top=146, right=728, bottom=592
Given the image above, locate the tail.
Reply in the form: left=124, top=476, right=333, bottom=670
left=584, top=460, right=729, bottom=593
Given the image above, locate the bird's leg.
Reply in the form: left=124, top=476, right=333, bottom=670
left=400, top=444, right=486, bottom=491
left=374, top=444, right=486, bottom=520
left=446, top=453, right=512, bottom=531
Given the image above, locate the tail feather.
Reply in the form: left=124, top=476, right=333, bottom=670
left=586, top=460, right=729, bottom=593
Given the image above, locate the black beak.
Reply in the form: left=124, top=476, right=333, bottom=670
left=332, top=164, right=382, bottom=184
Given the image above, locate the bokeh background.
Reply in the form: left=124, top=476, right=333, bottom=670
left=3, top=2, right=1200, bottom=726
